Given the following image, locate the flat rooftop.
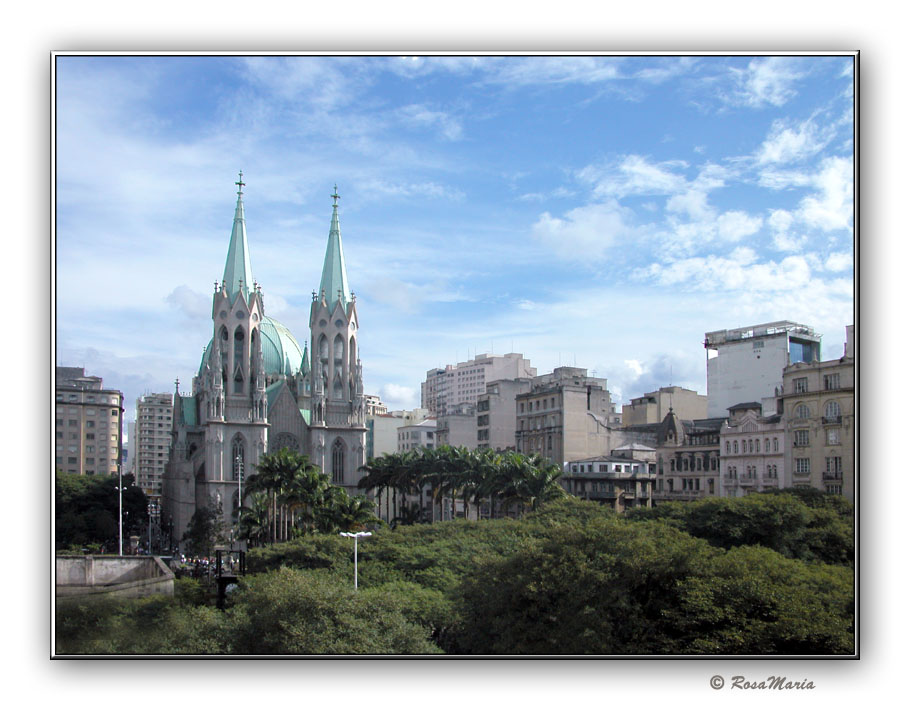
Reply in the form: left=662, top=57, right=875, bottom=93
left=704, top=321, right=820, bottom=348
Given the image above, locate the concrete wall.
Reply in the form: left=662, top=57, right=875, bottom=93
left=56, top=556, right=175, bottom=599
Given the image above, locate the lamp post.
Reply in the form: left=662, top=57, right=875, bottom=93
left=235, top=454, right=244, bottom=540
left=116, top=463, right=127, bottom=556
left=339, top=531, right=372, bottom=589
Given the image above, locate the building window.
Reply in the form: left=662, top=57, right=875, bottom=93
left=725, top=440, right=730, bottom=454
left=794, top=403, right=810, bottom=420
left=794, top=377, right=809, bottom=394
left=825, top=457, right=843, bottom=476
left=827, top=428, right=841, bottom=445
left=733, top=441, right=738, bottom=454
left=794, top=429, right=810, bottom=447
left=773, top=438, right=779, bottom=452
left=826, top=485, right=842, bottom=495
left=794, top=458, right=811, bottom=475
left=332, top=439, right=345, bottom=484
left=824, top=373, right=841, bottom=390
left=824, top=400, right=842, bottom=423
left=764, top=438, right=770, bottom=452
left=231, top=436, right=245, bottom=482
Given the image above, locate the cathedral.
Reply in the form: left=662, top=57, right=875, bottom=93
left=162, top=176, right=366, bottom=547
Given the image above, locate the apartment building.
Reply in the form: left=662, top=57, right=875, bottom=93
left=134, top=393, right=173, bottom=521
left=55, top=367, right=124, bottom=476
left=421, top=353, right=537, bottom=417
left=652, top=409, right=724, bottom=502
left=779, top=326, right=855, bottom=501
left=515, top=367, right=621, bottom=466
left=563, top=453, right=656, bottom=512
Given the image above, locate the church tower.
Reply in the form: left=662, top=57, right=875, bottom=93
left=198, top=172, right=268, bottom=520
left=308, top=186, right=366, bottom=494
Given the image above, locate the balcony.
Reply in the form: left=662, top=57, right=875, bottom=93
left=823, top=416, right=842, bottom=425
left=822, top=472, right=843, bottom=481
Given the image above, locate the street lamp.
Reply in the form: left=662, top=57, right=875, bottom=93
left=339, top=531, right=372, bottom=589
left=116, top=464, right=127, bottom=556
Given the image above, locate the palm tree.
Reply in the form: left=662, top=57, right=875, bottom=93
left=518, top=454, right=567, bottom=513
left=316, top=487, right=380, bottom=533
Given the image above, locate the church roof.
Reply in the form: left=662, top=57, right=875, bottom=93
left=318, top=187, right=351, bottom=308
left=198, top=315, right=303, bottom=379
left=222, top=174, right=254, bottom=301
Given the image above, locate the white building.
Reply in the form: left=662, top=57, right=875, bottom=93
left=704, top=321, right=821, bottom=418
left=719, top=402, right=786, bottom=497
left=422, top=353, right=537, bottom=417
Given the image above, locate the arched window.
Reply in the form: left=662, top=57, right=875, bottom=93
left=795, top=403, right=810, bottom=420
left=231, top=435, right=245, bottom=482
left=319, top=334, right=329, bottom=362
left=332, top=439, right=345, bottom=484
left=733, top=441, right=738, bottom=454
left=349, top=335, right=357, bottom=374
left=825, top=401, right=841, bottom=420
left=334, top=334, right=344, bottom=363
left=333, top=372, right=344, bottom=399
left=234, top=327, right=245, bottom=393
left=725, top=440, right=730, bottom=454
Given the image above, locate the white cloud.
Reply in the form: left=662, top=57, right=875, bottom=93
left=165, top=285, right=211, bottom=320
left=730, top=57, right=805, bottom=107
left=825, top=252, right=853, bottom=272
left=531, top=199, right=638, bottom=260
left=584, top=154, right=687, bottom=199
left=637, top=252, right=813, bottom=293
left=757, top=117, right=834, bottom=164
left=797, top=156, right=854, bottom=232
left=379, top=383, right=418, bottom=410
left=397, top=104, right=463, bottom=141
left=716, top=211, right=763, bottom=241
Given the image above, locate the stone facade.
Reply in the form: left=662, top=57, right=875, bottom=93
left=719, top=403, right=786, bottom=497
left=162, top=182, right=366, bottom=548
left=778, top=326, right=855, bottom=501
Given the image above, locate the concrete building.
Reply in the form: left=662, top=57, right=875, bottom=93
left=133, top=393, right=173, bottom=522
left=563, top=453, right=656, bottom=512
left=397, top=418, right=437, bottom=453
left=622, top=386, right=707, bottom=426
left=704, top=321, right=821, bottom=417
left=778, top=326, right=855, bottom=501
left=515, top=367, right=624, bottom=466
left=366, top=408, right=428, bottom=460
left=719, top=402, right=785, bottom=498
left=476, top=377, right=532, bottom=451
left=364, top=394, right=387, bottom=417
left=55, top=367, right=124, bottom=476
left=436, top=402, right=479, bottom=449
left=421, top=353, right=537, bottom=417
left=163, top=179, right=367, bottom=547
left=652, top=410, right=725, bottom=502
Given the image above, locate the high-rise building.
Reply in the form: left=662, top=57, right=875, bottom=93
left=704, top=321, right=821, bottom=417
left=163, top=178, right=367, bottom=547
left=421, top=353, right=536, bottom=417
left=54, top=367, right=124, bottom=476
left=134, top=393, right=173, bottom=521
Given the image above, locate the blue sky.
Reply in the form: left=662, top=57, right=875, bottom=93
left=54, top=54, right=855, bottom=423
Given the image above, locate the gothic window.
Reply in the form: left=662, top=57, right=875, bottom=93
left=349, top=335, right=357, bottom=373
left=332, top=439, right=345, bottom=484
left=231, top=435, right=245, bottom=482
left=319, top=334, right=329, bottom=362
left=334, top=334, right=344, bottom=364
left=273, top=432, right=299, bottom=453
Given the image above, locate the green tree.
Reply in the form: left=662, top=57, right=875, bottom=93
left=55, top=470, right=148, bottom=551
left=181, top=501, right=227, bottom=558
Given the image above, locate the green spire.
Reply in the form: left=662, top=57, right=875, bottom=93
left=222, top=171, right=254, bottom=301
left=318, top=185, right=351, bottom=307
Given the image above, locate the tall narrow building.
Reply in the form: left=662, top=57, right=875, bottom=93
left=162, top=178, right=366, bottom=547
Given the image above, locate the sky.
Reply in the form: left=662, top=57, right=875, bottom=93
left=54, top=53, right=855, bottom=425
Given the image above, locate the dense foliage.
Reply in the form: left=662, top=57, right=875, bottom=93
left=55, top=493, right=854, bottom=656
left=358, top=445, right=566, bottom=522
left=55, top=470, right=148, bottom=552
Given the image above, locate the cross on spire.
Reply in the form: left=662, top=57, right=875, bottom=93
left=331, top=184, right=340, bottom=206
left=236, top=170, right=245, bottom=196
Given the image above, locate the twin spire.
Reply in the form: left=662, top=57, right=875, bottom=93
left=220, top=174, right=352, bottom=308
